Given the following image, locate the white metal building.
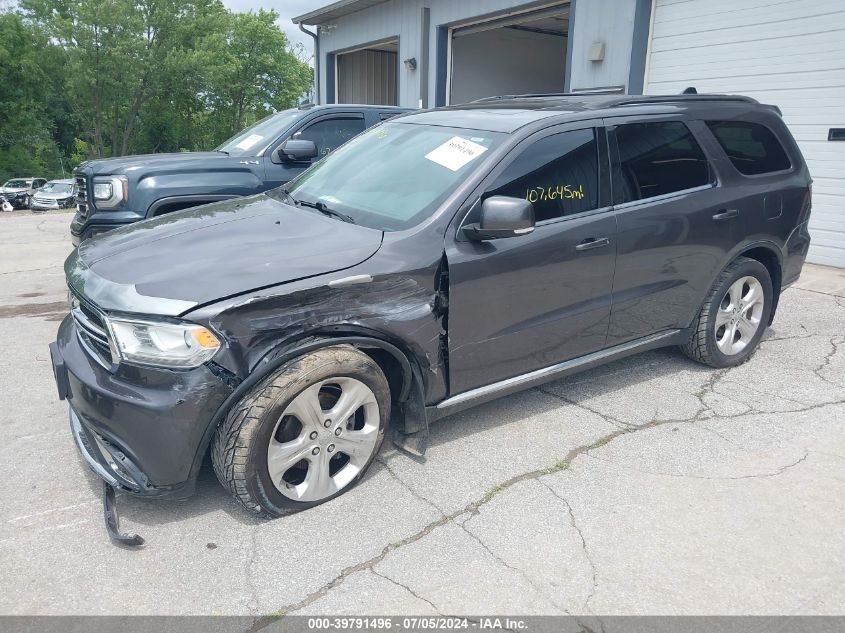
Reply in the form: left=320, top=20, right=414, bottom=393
left=644, top=0, right=845, bottom=267
left=293, top=0, right=845, bottom=267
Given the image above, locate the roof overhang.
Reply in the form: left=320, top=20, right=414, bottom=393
left=292, top=0, right=389, bottom=26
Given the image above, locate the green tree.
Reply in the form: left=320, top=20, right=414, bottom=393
left=209, top=10, right=313, bottom=137
left=0, top=12, right=67, bottom=180
left=19, top=0, right=313, bottom=159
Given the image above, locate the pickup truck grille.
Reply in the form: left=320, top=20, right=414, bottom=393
left=70, top=290, right=114, bottom=366
left=75, top=174, right=89, bottom=218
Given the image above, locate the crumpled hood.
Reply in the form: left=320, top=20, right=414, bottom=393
left=67, top=194, right=383, bottom=315
left=0, top=187, right=28, bottom=194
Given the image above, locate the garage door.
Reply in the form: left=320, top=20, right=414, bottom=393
left=645, top=0, right=845, bottom=268
left=336, top=42, right=398, bottom=106
left=449, top=4, right=569, bottom=105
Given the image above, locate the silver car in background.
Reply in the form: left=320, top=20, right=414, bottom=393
left=30, top=179, right=77, bottom=212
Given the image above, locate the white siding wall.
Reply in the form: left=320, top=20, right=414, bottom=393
left=646, top=0, right=845, bottom=267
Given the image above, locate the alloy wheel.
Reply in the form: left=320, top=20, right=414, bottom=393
left=714, top=276, right=765, bottom=356
left=266, top=377, right=380, bottom=502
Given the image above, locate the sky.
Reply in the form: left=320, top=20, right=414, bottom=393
left=221, top=0, right=324, bottom=56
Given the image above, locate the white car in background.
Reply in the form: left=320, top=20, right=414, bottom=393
left=0, top=177, right=48, bottom=210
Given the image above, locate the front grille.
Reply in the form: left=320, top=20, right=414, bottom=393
left=70, top=290, right=114, bottom=366
left=75, top=174, right=88, bottom=218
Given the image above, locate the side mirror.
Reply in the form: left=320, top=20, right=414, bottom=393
left=272, top=139, right=318, bottom=164
left=462, top=196, right=535, bottom=241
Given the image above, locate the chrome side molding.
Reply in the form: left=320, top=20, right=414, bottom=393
left=437, top=330, right=682, bottom=410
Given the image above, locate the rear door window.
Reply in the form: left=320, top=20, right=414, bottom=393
left=485, top=128, right=600, bottom=222
left=612, top=121, right=712, bottom=204
left=706, top=120, right=791, bottom=175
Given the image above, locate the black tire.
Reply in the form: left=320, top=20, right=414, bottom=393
left=682, top=256, right=773, bottom=368
left=211, top=345, right=391, bottom=518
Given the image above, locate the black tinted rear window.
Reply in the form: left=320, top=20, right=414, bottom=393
left=706, top=121, right=791, bottom=175
left=613, top=121, right=712, bottom=203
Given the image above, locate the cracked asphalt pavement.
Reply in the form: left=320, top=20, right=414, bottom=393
left=1, top=213, right=843, bottom=616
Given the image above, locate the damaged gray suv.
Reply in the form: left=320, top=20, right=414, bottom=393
left=50, top=94, right=812, bottom=543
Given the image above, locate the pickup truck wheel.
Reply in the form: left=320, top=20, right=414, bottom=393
left=682, top=256, right=773, bottom=368
left=211, top=346, right=390, bottom=518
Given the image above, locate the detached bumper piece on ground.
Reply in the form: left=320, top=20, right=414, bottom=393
left=51, top=341, right=146, bottom=546
left=103, top=482, right=144, bottom=547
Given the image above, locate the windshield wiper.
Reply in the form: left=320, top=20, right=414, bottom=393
left=215, top=149, right=229, bottom=155
left=297, top=199, right=356, bottom=224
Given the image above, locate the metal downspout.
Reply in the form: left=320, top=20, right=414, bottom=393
left=299, top=23, right=320, bottom=104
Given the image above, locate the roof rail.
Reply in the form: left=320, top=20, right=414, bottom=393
left=471, top=89, right=623, bottom=103
left=611, top=94, right=759, bottom=107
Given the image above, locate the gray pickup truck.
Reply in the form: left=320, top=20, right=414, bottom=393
left=70, top=104, right=410, bottom=244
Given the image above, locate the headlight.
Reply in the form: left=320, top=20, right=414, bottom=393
left=105, top=316, right=221, bottom=368
left=92, top=175, right=128, bottom=208
left=93, top=183, right=112, bottom=199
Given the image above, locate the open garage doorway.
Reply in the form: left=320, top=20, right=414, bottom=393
left=336, top=39, right=398, bottom=105
left=448, top=4, right=570, bottom=105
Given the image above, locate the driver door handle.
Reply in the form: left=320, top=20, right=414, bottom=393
left=575, top=237, right=610, bottom=251
left=712, top=209, right=739, bottom=221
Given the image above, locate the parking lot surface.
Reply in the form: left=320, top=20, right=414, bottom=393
left=1, top=212, right=843, bottom=616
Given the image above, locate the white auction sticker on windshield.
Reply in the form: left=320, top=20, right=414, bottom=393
left=235, top=133, right=264, bottom=151
left=424, top=136, right=488, bottom=171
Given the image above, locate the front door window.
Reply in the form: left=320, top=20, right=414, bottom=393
left=294, top=117, right=367, bottom=158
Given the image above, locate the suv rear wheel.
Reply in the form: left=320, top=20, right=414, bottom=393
left=211, top=346, right=390, bottom=517
left=682, top=256, right=773, bottom=368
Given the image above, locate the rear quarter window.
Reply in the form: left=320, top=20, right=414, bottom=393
left=612, top=121, right=712, bottom=204
left=706, top=120, right=791, bottom=175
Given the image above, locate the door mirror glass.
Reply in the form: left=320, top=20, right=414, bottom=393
left=462, top=196, right=535, bottom=241
left=273, top=139, right=319, bottom=164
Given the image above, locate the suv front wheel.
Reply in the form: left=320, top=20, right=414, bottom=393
left=682, top=256, right=773, bottom=368
left=211, top=346, right=390, bottom=517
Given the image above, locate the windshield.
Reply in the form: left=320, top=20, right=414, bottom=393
left=280, top=123, right=506, bottom=231
left=40, top=182, right=73, bottom=194
left=215, top=109, right=303, bottom=156
left=3, top=179, right=30, bottom=188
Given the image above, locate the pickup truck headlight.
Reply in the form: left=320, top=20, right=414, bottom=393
left=105, top=316, right=221, bottom=368
left=93, top=175, right=128, bottom=208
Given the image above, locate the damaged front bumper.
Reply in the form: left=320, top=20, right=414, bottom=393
left=52, top=314, right=234, bottom=498
left=69, top=406, right=150, bottom=493
left=68, top=410, right=145, bottom=545
left=53, top=313, right=235, bottom=544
